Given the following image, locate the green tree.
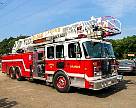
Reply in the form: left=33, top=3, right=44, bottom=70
left=111, top=35, right=136, bottom=59
left=0, top=35, right=29, bottom=55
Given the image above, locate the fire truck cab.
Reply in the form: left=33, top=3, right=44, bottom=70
left=30, top=38, right=121, bottom=92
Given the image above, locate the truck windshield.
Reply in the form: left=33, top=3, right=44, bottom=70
left=82, top=41, right=115, bottom=58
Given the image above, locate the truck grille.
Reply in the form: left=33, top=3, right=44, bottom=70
left=101, top=59, right=112, bottom=77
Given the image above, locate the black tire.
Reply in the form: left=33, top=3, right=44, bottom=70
left=15, top=68, right=23, bottom=81
left=53, top=71, right=70, bottom=93
left=9, top=68, right=16, bottom=79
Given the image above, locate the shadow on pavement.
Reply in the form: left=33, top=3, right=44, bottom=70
left=26, top=78, right=136, bottom=98
left=28, top=79, right=47, bottom=85
left=0, top=97, right=17, bottom=108
left=71, top=79, right=134, bottom=98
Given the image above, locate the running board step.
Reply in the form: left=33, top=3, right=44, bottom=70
left=33, top=77, right=46, bottom=81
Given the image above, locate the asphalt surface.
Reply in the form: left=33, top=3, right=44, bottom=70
left=0, top=72, right=136, bottom=108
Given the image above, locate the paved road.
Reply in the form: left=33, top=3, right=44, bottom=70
left=0, top=72, right=136, bottom=108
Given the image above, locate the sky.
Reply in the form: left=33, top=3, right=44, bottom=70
left=0, top=0, right=136, bottom=41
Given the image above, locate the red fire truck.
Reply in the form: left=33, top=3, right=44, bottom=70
left=1, top=16, right=123, bottom=93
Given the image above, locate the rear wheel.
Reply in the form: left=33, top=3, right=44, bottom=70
left=15, top=68, right=23, bottom=81
left=9, top=67, right=16, bottom=79
left=53, top=71, right=70, bottom=93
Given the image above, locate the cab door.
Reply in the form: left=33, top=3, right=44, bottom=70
left=45, top=45, right=55, bottom=73
left=55, top=43, right=65, bottom=70
left=66, top=42, right=83, bottom=75
left=45, top=43, right=65, bottom=73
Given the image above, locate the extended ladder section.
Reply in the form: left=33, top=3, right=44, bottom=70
left=12, top=16, right=121, bottom=53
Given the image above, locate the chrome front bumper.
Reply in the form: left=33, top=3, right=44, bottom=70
left=90, top=75, right=123, bottom=90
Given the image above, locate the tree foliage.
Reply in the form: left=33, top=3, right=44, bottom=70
left=110, top=35, right=136, bottom=59
left=0, top=35, right=28, bottom=55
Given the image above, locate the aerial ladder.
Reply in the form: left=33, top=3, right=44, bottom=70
left=12, top=16, right=121, bottom=53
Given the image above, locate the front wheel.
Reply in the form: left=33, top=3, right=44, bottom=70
left=53, top=71, right=70, bottom=93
